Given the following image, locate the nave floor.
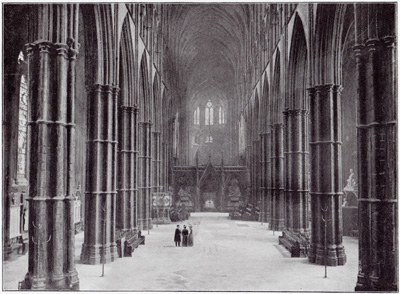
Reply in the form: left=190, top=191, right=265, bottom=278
left=3, top=212, right=358, bottom=291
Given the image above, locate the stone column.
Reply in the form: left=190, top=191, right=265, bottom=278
left=270, top=124, right=285, bottom=231
left=354, top=33, right=397, bottom=291
left=265, top=132, right=272, bottom=224
left=138, top=121, right=152, bottom=231
left=133, top=107, right=139, bottom=229
left=23, top=19, right=79, bottom=289
left=81, top=84, right=119, bottom=265
left=146, top=122, right=153, bottom=229
left=152, top=131, right=161, bottom=194
left=117, top=106, right=136, bottom=233
left=254, top=139, right=261, bottom=205
left=280, top=109, right=310, bottom=255
left=308, top=85, right=346, bottom=266
left=260, top=133, right=267, bottom=222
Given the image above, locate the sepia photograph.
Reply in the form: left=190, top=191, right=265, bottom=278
left=2, top=2, right=398, bottom=292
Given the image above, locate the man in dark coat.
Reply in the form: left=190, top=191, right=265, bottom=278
left=174, top=225, right=181, bottom=247
left=182, top=225, right=189, bottom=247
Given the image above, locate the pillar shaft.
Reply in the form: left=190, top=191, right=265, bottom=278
left=81, top=84, right=119, bottom=265
left=152, top=131, right=161, bottom=193
left=308, top=84, right=346, bottom=266
left=355, top=32, right=397, bottom=291
left=280, top=109, right=310, bottom=255
left=270, top=124, right=285, bottom=231
left=138, top=121, right=152, bottom=230
left=23, top=18, right=79, bottom=288
left=265, top=132, right=272, bottom=224
left=117, top=106, right=137, bottom=233
left=260, top=133, right=267, bottom=222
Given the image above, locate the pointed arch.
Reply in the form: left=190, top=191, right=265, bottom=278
left=288, top=14, right=308, bottom=110
left=139, top=52, right=150, bottom=121
left=272, top=49, right=281, bottom=124
left=153, top=73, right=161, bottom=131
left=261, top=75, right=270, bottom=133
left=120, top=15, right=136, bottom=107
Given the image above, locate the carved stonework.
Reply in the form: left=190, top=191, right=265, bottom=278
left=173, top=166, right=249, bottom=212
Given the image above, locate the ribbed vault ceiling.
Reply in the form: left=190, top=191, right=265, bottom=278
left=166, top=4, right=250, bottom=105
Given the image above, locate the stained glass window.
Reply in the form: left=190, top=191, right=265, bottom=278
left=205, top=100, right=214, bottom=125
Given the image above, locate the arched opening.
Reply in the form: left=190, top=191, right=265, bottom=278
left=280, top=14, right=310, bottom=256
left=340, top=6, right=359, bottom=224
left=270, top=50, right=284, bottom=231
left=261, top=76, right=271, bottom=224
left=138, top=52, right=152, bottom=231
left=116, top=16, right=137, bottom=236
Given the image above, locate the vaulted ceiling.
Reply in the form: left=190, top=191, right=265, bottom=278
left=164, top=4, right=252, bottom=108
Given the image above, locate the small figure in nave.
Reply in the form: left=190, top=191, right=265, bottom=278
left=344, top=168, right=356, bottom=192
left=174, top=225, right=181, bottom=247
left=188, top=225, right=194, bottom=247
left=182, top=225, right=189, bottom=247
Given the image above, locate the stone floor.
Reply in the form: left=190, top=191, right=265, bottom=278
left=3, top=212, right=359, bottom=291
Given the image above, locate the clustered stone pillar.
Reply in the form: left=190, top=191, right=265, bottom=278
left=246, top=143, right=252, bottom=203
left=259, top=132, right=267, bottom=222
left=138, top=121, right=153, bottom=230
left=308, top=85, right=346, bottom=266
left=354, top=4, right=397, bottom=290
left=270, top=123, right=285, bottom=231
left=264, top=132, right=272, bottom=224
left=81, top=85, right=119, bottom=265
left=281, top=109, right=310, bottom=249
left=24, top=33, right=79, bottom=290
left=254, top=138, right=261, bottom=206
left=116, top=106, right=137, bottom=233
left=152, top=131, right=162, bottom=194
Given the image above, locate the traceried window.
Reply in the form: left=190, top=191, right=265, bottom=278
left=205, top=134, right=213, bottom=143
left=205, top=100, right=214, bottom=125
left=219, top=106, right=225, bottom=124
left=17, top=51, right=28, bottom=178
left=194, top=107, right=200, bottom=125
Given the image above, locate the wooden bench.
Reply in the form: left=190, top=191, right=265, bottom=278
left=123, top=231, right=145, bottom=257
left=279, top=232, right=308, bottom=257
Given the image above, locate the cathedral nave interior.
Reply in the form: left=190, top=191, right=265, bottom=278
left=2, top=3, right=397, bottom=291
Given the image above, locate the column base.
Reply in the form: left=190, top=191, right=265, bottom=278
left=80, top=243, right=118, bottom=265
left=21, top=271, right=79, bottom=290
left=356, top=272, right=398, bottom=291
left=309, top=243, right=346, bottom=266
left=65, top=270, right=80, bottom=290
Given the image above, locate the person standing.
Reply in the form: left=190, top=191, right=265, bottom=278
left=182, top=225, right=189, bottom=247
left=174, top=225, right=181, bottom=247
left=188, top=225, right=194, bottom=247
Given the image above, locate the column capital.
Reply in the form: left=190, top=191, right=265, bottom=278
left=113, top=86, right=121, bottom=94
left=272, top=123, right=284, bottom=129
left=382, top=35, right=396, bottom=48
left=138, top=121, right=153, bottom=126
left=92, top=84, right=114, bottom=93
left=283, top=109, right=308, bottom=116
left=54, top=43, right=69, bottom=58
left=365, top=38, right=380, bottom=52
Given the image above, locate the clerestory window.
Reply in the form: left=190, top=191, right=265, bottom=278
left=205, top=100, right=214, bottom=125
left=219, top=106, right=225, bottom=124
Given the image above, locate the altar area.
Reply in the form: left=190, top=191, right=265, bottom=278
left=172, top=163, right=249, bottom=212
